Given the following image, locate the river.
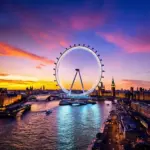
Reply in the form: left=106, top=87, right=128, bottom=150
left=0, top=99, right=113, bottom=150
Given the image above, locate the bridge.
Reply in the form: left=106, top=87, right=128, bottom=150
left=27, top=94, right=60, bottom=101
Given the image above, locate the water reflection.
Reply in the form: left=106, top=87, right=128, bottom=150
left=57, top=106, right=75, bottom=150
left=57, top=104, right=106, bottom=150
left=31, top=101, right=59, bottom=112
left=90, top=104, right=101, bottom=128
left=0, top=101, right=112, bottom=150
left=81, top=105, right=88, bottom=125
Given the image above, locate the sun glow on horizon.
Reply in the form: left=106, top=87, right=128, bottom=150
left=0, top=0, right=150, bottom=91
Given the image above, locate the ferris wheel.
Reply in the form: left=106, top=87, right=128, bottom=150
left=53, top=44, right=104, bottom=96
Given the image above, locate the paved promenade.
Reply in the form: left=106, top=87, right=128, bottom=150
left=103, top=115, right=120, bottom=150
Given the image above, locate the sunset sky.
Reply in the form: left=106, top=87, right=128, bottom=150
left=0, top=0, right=150, bottom=90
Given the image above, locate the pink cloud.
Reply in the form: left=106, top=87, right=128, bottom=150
left=14, top=9, right=71, bottom=51
left=97, top=31, right=150, bottom=53
left=71, top=13, right=106, bottom=30
left=121, top=79, right=150, bottom=89
left=24, top=28, right=58, bottom=50
left=11, top=5, right=110, bottom=51
left=69, top=0, right=111, bottom=30
left=36, top=63, right=46, bottom=69
left=59, top=40, right=69, bottom=47
left=24, top=27, right=71, bottom=50
left=104, top=79, right=150, bottom=90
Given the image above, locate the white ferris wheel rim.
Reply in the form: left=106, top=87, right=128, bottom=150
left=55, top=45, right=102, bottom=96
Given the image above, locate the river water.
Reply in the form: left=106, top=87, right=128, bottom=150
left=0, top=99, right=113, bottom=150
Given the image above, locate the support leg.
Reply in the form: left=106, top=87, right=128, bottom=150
left=69, top=71, right=78, bottom=94
left=79, top=71, right=84, bottom=93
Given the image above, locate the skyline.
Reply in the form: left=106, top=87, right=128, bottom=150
left=0, top=0, right=150, bottom=90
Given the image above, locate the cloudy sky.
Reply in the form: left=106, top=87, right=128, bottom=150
left=0, top=0, right=150, bottom=90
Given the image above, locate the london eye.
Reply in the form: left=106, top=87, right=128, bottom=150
left=53, top=44, right=104, bottom=97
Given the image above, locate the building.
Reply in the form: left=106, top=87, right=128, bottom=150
left=0, top=88, right=7, bottom=93
left=0, top=88, right=21, bottom=107
left=120, top=116, right=138, bottom=140
left=135, top=89, right=150, bottom=101
left=100, top=82, right=105, bottom=96
left=91, top=78, right=115, bottom=98
left=130, top=87, right=134, bottom=93
left=111, top=77, right=115, bottom=97
left=90, top=89, right=98, bottom=96
left=26, top=86, right=33, bottom=95
left=91, top=78, right=150, bottom=100
left=91, top=82, right=105, bottom=97
left=103, top=90, right=112, bottom=97
left=116, top=90, right=126, bottom=98
left=144, top=91, right=150, bottom=100
left=131, top=102, right=150, bottom=119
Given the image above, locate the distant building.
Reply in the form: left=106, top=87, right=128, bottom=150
left=116, top=90, right=126, bottom=98
left=91, top=82, right=105, bottom=97
left=100, top=82, right=105, bottom=96
left=26, top=86, right=34, bottom=95
left=90, top=89, right=98, bottom=96
left=111, top=77, right=115, bottom=97
left=130, top=87, right=134, bottom=93
left=97, top=85, right=101, bottom=96
left=134, top=87, right=150, bottom=101
left=130, top=87, right=134, bottom=100
left=144, top=91, right=150, bottom=100
left=103, top=90, right=112, bottom=97
left=90, top=78, right=150, bottom=100
left=91, top=78, right=115, bottom=97
left=0, top=88, right=7, bottom=94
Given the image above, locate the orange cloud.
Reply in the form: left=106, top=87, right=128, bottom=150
left=0, top=42, right=54, bottom=64
left=97, top=31, right=150, bottom=53
left=0, top=79, right=35, bottom=85
left=0, top=73, right=9, bottom=76
left=39, top=64, right=46, bottom=67
left=0, top=79, right=55, bottom=90
left=36, top=66, right=42, bottom=69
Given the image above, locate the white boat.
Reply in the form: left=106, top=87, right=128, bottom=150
left=87, top=100, right=96, bottom=104
left=45, top=109, right=52, bottom=115
left=71, top=100, right=87, bottom=106
left=71, top=100, right=80, bottom=106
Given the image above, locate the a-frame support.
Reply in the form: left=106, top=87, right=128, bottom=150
left=69, top=69, right=84, bottom=94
